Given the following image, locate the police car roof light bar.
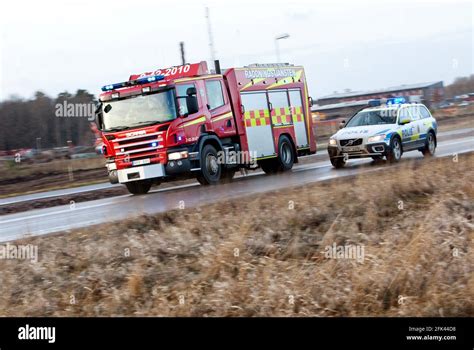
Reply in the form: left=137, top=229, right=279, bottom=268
left=368, top=99, right=381, bottom=107
left=386, top=97, right=406, bottom=105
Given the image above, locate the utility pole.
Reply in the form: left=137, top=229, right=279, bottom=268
left=205, top=7, right=216, bottom=71
left=179, top=41, right=186, bottom=65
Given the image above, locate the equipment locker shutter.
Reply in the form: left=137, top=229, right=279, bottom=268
left=241, top=92, right=275, bottom=159
left=289, top=89, right=309, bottom=148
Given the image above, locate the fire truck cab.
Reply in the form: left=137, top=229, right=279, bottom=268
left=96, top=61, right=316, bottom=194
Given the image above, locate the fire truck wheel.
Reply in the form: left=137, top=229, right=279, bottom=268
left=196, top=144, right=222, bottom=185
left=220, top=168, right=236, bottom=183
left=259, top=159, right=279, bottom=174
left=125, top=180, right=152, bottom=195
left=277, top=135, right=295, bottom=171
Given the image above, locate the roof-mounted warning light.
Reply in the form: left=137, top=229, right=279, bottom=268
left=101, top=75, right=165, bottom=92
left=386, top=97, right=406, bottom=105
left=368, top=99, right=381, bottom=107
left=368, top=97, right=406, bottom=107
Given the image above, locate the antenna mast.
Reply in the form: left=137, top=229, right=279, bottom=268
left=205, top=7, right=216, bottom=71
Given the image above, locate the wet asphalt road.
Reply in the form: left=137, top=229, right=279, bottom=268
left=0, top=132, right=472, bottom=242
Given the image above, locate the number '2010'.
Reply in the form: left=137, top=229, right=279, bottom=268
left=155, top=64, right=191, bottom=77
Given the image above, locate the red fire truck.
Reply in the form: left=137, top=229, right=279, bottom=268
left=95, top=61, right=316, bottom=194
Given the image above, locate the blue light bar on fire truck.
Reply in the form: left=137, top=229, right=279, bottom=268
left=101, top=75, right=165, bottom=92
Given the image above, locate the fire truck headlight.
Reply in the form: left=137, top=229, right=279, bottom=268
left=329, top=138, right=337, bottom=146
left=168, top=151, right=188, bottom=161
left=106, top=162, right=117, bottom=171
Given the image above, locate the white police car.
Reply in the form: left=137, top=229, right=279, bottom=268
left=327, top=98, right=437, bottom=168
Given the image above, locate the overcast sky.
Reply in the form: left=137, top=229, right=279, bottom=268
left=0, top=0, right=472, bottom=101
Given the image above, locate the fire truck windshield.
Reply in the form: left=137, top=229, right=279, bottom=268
left=102, top=89, right=177, bottom=131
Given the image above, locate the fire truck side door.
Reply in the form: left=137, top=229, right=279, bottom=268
left=176, top=82, right=205, bottom=144
left=205, top=79, right=236, bottom=138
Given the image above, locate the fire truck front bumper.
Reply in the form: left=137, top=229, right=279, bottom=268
left=117, top=164, right=166, bottom=183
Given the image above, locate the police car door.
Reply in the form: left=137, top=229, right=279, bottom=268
left=409, top=106, right=425, bottom=148
left=399, top=106, right=417, bottom=150
left=419, top=105, right=435, bottom=138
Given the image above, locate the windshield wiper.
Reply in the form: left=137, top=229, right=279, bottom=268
left=131, top=120, right=164, bottom=127
left=104, top=125, right=131, bottom=132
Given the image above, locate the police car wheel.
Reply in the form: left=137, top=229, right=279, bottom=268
left=422, top=132, right=436, bottom=157
left=387, top=137, right=402, bottom=163
left=197, top=144, right=222, bottom=185
left=330, top=157, right=345, bottom=168
left=125, top=180, right=152, bottom=195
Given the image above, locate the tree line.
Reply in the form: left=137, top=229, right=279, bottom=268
left=445, top=74, right=474, bottom=99
left=0, top=90, right=97, bottom=151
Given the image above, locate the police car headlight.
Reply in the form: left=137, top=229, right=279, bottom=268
left=329, top=138, right=337, bottom=146
left=368, top=135, right=385, bottom=143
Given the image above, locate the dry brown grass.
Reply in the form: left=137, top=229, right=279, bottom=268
left=1, top=154, right=473, bottom=316
left=0, top=157, right=105, bottom=180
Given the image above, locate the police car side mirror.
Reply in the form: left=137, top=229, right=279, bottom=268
left=339, top=120, right=346, bottom=129
left=399, top=117, right=411, bottom=125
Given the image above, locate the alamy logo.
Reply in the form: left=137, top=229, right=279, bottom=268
left=0, top=243, right=38, bottom=263
left=55, top=101, right=95, bottom=121
left=18, top=324, right=55, bottom=343
left=216, top=150, right=257, bottom=165
left=323, top=243, right=365, bottom=263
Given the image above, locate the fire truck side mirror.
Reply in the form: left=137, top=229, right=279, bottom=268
left=186, top=87, right=197, bottom=96
left=185, top=96, right=199, bottom=115
left=185, top=87, right=199, bottom=115
left=95, top=102, right=104, bottom=130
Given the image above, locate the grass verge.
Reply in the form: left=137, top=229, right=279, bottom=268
left=0, top=153, right=473, bottom=316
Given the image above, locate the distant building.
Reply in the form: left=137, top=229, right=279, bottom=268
left=312, top=100, right=370, bottom=121
left=313, top=81, right=444, bottom=120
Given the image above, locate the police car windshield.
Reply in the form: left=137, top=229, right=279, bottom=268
left=102, top=89, right=177, bottom=131
left=346, top=109, right=397, bottom=127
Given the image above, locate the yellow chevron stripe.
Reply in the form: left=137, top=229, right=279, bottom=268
left=212, top=111, right=233, bottom=122
left=265, top=69, right=303, bottom=89
left=183, top=116, right=206, bottom=127
left=240, top=78, right=266, bottom=91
